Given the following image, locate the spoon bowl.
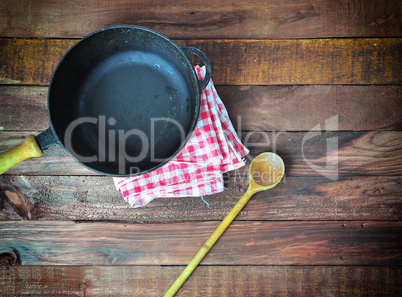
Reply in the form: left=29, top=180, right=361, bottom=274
left=249, top=152, right=285, bottom=189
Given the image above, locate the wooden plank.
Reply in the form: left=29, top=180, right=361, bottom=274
left=177, top=39, right=402, bottom=85
left=0, top=0, right=400, bottom=39
left=1, top=175, right=401, bottom=221
left=271, top=130, right=402, bottom=177
left=1, top=266, right=401, bottom=297
left=0, top=86, right=49, bottom=131
left=0, top=221, right=401, bottom=265
left=1, top=131, right=401, bottom=176
left=0, top=38, right=400, bottom=85
left=0, top=39, right=75, bottom=85
left=219, top=85, right=402, bottom=131
left=1, top=85, right=401, bottom=132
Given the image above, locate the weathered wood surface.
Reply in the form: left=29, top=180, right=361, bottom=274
left=1, top=38, right=401, bottom=85
left=1, top=266, right=401, bottom=297
left=0, top=221, right=401, bottom=265
left=219, top=85, right=402, bottom=131
left=1, top=131, right=401, bottom=176
left=1, top=85, right=401, bottom=131
left=0, top=1, right=401, bottom=296
left=0, top=0, right=400, bottom=39
left=1, top=175, right=401, bottom=221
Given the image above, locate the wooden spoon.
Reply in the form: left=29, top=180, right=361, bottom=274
left=164, top=152, right=285, bottom=296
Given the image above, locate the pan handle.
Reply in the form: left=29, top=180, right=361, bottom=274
left=0, top=135, right=43, bottom=175
left=181, top=47, right=212, bottom=92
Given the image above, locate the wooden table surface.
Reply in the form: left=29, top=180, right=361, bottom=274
left=0, top=1, right=401, bottom=296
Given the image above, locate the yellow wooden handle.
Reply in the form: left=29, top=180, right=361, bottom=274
left=0, top=135, right=43, bottom=174
left=164, top=189, right=255, bottom=297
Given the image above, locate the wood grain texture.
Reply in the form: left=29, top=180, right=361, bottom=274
left=1, top=131, right=401, bottom=176
left=1, top=85, right=401, bottom=132
left=0, top=1, right=400, bottom=296
left=1, top=175, right=401, bottom=221
left=218, top=85, right=402, bottom=131
left=0, top=39, right=75, bottom=85
left=0, top=86, right=49, bottom=131
left=176, top=39, right=402, bottom=85
left=0, top=220, right=401, bottom=265
left=1, top=266, right=401, bottom=297
left=0, top=0, right=400, bottom=39
left=0, top=38, right=401, bottom=85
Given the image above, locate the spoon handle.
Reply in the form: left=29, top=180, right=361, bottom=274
left=164, top=188, right=255, bottom=297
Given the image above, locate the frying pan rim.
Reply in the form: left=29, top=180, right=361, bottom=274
left=47, top=25, right=203, bottom=177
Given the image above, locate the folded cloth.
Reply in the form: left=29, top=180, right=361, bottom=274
left=113, top=66, right=249, bottom=208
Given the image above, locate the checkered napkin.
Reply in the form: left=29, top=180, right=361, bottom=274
left=113, top=66, right=249, bottom=208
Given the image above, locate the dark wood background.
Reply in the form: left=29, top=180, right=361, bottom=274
left=0, top=0, right=401, bottom=296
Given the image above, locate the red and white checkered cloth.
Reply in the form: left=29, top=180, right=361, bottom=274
left=113, top=66, right=249, bottom=208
